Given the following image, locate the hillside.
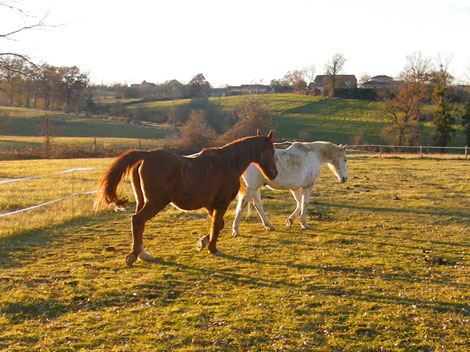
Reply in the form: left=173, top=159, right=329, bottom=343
left=0, top=107, right=170, bottom=139
left=132, top=94, right=466, bottom=146
left=0, top=106, right=172, bottom=153
left=0, top=94, right=466, bottom=153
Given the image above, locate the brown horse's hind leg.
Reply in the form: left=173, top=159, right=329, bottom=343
left=126, top=201, right=165, bottom=267
left=130, top=164, right=144, bottom=213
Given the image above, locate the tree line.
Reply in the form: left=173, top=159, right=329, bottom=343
left=378, top=52, right=470, bottom=147
left=0, top=57, right=89, bottom=111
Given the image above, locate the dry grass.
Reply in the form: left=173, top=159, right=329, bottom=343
left=0, top=156, right=469, bottom=351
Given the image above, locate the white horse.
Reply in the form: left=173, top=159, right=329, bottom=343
left=232, top=141, right=348, bottom=236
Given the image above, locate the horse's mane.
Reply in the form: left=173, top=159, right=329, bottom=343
left=201, top=136, right=267, bottom=169
left=292, top=141, right=344, bottom=160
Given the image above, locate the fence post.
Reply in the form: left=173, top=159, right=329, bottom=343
left=466, top=145, right=468, bottom=160
left=419, top=145, right=423, bottom=158
left=138, top=139, right=142, bottom=150
left=379, top=145, right=382, bottom=159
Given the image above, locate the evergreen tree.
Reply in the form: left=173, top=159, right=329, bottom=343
left=432, top=75, right=455, bottom=146
left=462, top=102, right=470, bottom=146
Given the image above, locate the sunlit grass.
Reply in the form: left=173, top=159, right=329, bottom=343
left=0, top=158, right=126, bottom=237
left=0, top=136, right=167, bottom=153
left=0, top=156, right=469, bottom=351
left=0, top=106, right=172, bottom=140
left=131, top=94, right=466, bottom=147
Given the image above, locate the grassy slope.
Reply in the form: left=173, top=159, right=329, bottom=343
left=1, top=94, right=466, bottom=153
left=134, top=94, right=466, bottom=146
left=0, top=107, right=170, bottom=151
left=0, top=106, right=170, bottom=138
left=0, top=156, right=469, bottom=351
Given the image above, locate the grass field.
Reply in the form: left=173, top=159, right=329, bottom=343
left=0, top=136, right=167, bottom=154
left=1, top=94, right=466, bottom=157
left=0, top=156, right=469, bottom=351
left=0, top=106, right=171, bottom=143
left=131, top=94, right=466, bottom=147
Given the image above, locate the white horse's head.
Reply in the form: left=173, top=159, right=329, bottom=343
left=327, top=144, right=348, bottom=183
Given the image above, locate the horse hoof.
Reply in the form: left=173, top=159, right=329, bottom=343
left=286, top=218, right=293, bottom=228
left=265, top=225, right=276, bottom=231
left=301, top=223, right=311, bottom=230
left=126, top=253, right=137, bottom=267
left=209, top=249, right=223, bottom=256
left=232, top=230, right=240, bottom=237
left=138, top=251, right=154, bottom=262
left=197, top=236, right=209, bottom=252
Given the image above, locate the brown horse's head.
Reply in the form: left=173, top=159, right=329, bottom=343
left=255, top=129, right=278, bottom=180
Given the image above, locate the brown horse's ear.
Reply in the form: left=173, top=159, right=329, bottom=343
left=267, top=130, right=274, bottom=141
left=256, top=129, right=262, bottom=136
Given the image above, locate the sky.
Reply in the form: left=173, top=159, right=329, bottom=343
left=1, top=0, right=470, bottom=87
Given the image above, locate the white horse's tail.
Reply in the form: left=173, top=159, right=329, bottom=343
left=238, top=177, right=252, bottom=217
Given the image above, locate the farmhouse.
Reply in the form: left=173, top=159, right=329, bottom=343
left=130, top=80, right=157, bottom=90
left=211, top=84, right=272, bottom=97
left=227, top=84, right=272, bottom=95
left=309, top=75, right=357, bottom=92
left=360, top=75, right=405, bottom=91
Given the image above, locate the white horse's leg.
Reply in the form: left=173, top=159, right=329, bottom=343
left=252, top=189, right=275, bottom=231
left=299, top=185, right=314, bottom=229
left=286, top=188, right=302, bottom=227
left=232, top=187, right=258, bottom=236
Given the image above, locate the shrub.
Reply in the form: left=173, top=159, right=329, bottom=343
left=219, top=97, right=272, bottom=144
left=176, top=110, right=217, bottom=153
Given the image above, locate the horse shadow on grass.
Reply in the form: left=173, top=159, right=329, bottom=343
left=0, top=213, right=115, bottom=269
left=317, top=200, right=470, bottom=222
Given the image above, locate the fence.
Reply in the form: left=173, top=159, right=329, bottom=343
left=0, top=167, right=101, bottom=220
left=1, top=142, right=468, bottom=224
left=274, top=142, right=469, bottom=159
left=0, top=137, right=166, bottom=160
left=348, top=144, right=468, bottom=159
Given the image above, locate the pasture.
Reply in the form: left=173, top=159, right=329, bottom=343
left=132, top=94, right=466, bottom=147
left=1, top=95, right=467, bottom=159
left=0, top=106, right=171, bottom=153
left=0, top=156, right=469, bottom=351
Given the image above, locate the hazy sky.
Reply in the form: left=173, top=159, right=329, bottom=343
left=2, top=0, right=470, bottom=87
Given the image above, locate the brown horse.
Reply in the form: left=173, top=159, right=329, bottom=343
left=95, top=130, right=278, bottom=267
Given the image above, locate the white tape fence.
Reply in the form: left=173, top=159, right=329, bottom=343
left=0, top=168, right=101, bottom=218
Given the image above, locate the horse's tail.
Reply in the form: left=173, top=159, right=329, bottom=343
left=238, top=176, right=247, bottom=197
left=94, top=150, right=148, bottom=211
left=237, top=175, right=252, bottom=216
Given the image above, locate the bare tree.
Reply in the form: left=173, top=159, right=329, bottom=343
left=432, top=53, right=454, bottom=87
left=324, top=53, right=346, bottom=96
left=281, top=70, right=307, bottom=91
left=0, top=2, right=52, bottom=69
left=359, top=73, right=372, bottom=85
left=380, top=83, right=427, bottom=145
left=303, top=64, right=316, bottom=83
left=465, top=61, right=470, bottom=83
left=400, top=51, right=433, bottom=83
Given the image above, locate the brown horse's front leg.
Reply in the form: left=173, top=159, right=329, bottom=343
left=197, top=208, right=213, bottom=252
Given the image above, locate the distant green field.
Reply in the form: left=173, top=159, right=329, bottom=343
left=131, top=94, right=466, bottom=146
left=0, top=94, right=466, bottom=156
left=0, top=136, right=166, bottom=153
left=0, top=107, right=170, bottom=139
